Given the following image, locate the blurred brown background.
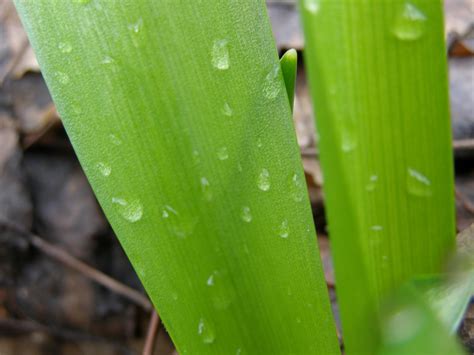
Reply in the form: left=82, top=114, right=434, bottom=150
left=0, top=0, right=473, bottom=354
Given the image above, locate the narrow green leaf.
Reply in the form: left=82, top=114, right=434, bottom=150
left=280, top=48, right=298, bottom=111
left=299, top=0, right=455, bottom=353
left=378, top=283, right=465, bottom=355
left=14, top=1, right=340, bottom=354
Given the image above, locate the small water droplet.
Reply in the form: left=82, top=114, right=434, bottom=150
left=304, top=0, right=320, bottom=14
left=112, top=197, right=143, bottom=223
left=237, top=162, right=243, bottom=172
left=290, top=173, right=305, bottom=202
left=407, top=167, right=432, bottom=197
left=211, top=39, right=230, bottom=70
left=257, top=169, right=270, bottom=191
left=392, top=2, right=427, bottom=41
left=207, top=273, right=215, bottom=286
left=217, top=147, right=229, bottom=160
left=341, top=130, right=357, bottom=152
left=384, top=306, right=425, bottom=344
left=200, top=177, right=212, bottom=201
left=235, top=348, right=242, bottom=355
left=197, top=318, right=215, bottom=344
left=278, top=220, right=289, bottom=238
left=371, top=225, right=383, bottom=232
left=171, top=292, right=179, bottom=301
left=162, top=205, right=178, bottom=219
left=241, top=206, right=252, bottom=223
left=58, top=42, right=72, bottom=53
left=256, top=138, right=263, bottom=148
left=128, top=18, right=144, bottom=47
left=366, top=174, right=378, bottom=192
left=222, top=102, right=233, bottom=117
left=96, top=162, right=111, bottom=176
left=296, top=317, right=302, bottom=324
left=109, top=134, right=122, bottom=145
left=263, top=64, right=281, bottom=100
left=55, top=71, right=70, bottom=84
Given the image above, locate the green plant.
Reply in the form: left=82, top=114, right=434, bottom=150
left=14, top=0, right=470, bottom=354
left=300, top=0, right=458, bottom=353
left=14, top=1, right=338, bottom=354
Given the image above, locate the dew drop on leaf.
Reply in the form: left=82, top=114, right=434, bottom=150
left=112, top=197, right=143, bottom=223
left=197, top=318, right=215, bottom=344
left=58, top=42, right=72, bottom=53
left=96, top=162, right=111, bottom=176
left=278, top=220, right=289, bottom=238
left=406, top=167, right=432, bottom=197
left=222, top=102, right=233, bottom=117
left=392, top=2, right=427, bottom=41
left=211, top=39, right=230, bottom=70
left=109, top=134, right=122, bottom=145
left=241, top=206, right=252, bottom=223
left=365, top=174, right=378, bottom=192
left=263, top=64, right=281, bottom=100
left=217, top=147, right=229, bottom=160
left=257, top=168, right=270, bottom=191
left=290, top=173, right=305, bottom=202
left=200, top=177, right=212, bottom=201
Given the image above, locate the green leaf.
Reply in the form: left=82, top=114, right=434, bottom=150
left=14, top=1, right=340, bottom=354
left=378, top=283, right=466, bottom=355
left=280, top=48, right=298, bottom=112
left=299, top=0, right=455, bottom=353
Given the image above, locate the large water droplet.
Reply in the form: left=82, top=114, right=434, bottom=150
left=365, top=174, right=378, bottom=192
left=257, top=169, right=270, bottom=191
left=222, top=102, right=233, bottom=117
left=407, top=167, right=432, bottom=197
left=58, top=42, right=72, bottom=53
left=217, top=147, right=229, bottom=161
left=55, top=71, right=70, bottom=84
left=112, top=197, right=143, bottom=223
left=96, top=162, right=111, bottom=177
left=197, top=318, right=215, bottom=344
left=278, top=220, right=290, bottom=238
left=263, top=64, right=281, bottom=100
left=241, top=206, right=252, bottom=223
left=200, top=177, right=213, bottom=201
left=211, top=39, right=230, bottom=70
left=304, top=0, right=320, bottom=14
left=392, top=3, right=427, bottom=41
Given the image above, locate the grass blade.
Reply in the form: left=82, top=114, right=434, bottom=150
left=280, top=48, right=298, bottom=111
left=299, top=0, right=455, bottom=353
left=14, top=1, right=340, bottom=353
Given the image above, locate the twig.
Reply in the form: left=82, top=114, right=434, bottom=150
left=142, top=311, right=161, bottom=355
left=0, top=218, right=152, bottom=311
left=456, top=189, right=474, bottom=216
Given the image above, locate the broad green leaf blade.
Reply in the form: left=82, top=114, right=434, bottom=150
left=14, top=1, right=340, bottom=354
left=378, top=283, right=465, bottom=355
left=299, top=0, right=455, bottom=353
left=280, top=48, right=297, bottom=111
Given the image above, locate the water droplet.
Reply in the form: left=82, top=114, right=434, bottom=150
left=392, top=3, right=427, bottom=41
left=162, top=205, right=178, bottom=219
left=240, top=206, right=252, bottom=223
left=235, top=348, right=242, bottom=355
left=263, top=64, right=281, bottom=100
left=211, top=39, right=229, bottom=70
left=371, top=225, right=383, bottom=232
left=407, top=167, right=432, bottom=197
left=197, top=318, right=215, bottom=344
left=112, top=197, right=143, bottom=223
left=128, top=18, right=143, bottom=47
left=217, top=147, right=229, bottom=161
left=290, top=173, right=305, bottom=202
left=101, top=56, right=114, bottom=65
left=96, top=162, right=111, bottom=176
left=206, top=270, right=234, bottom=309
left=222, top=102, right=233, bottom=117
left=365, top=174, right=378, bottom=192
left=58, top=42, right=72, bottom=53
left=200, top=177, right=212, bottom=201
left=55, top=71, right=70, bottom=84
left=109, top=134, right=122, bottom=145
left=296, top=317, right=302, bottom=324
left=278, top=220, right=289, bottom=238
left=207, top=273, right=215, bottom=286
left=101, top=56, right=119, bottom=72
left=257, top=169, right=270, bottom=191
left=256, top=138, right=263, bottom=148
left=237, top=162, right=243, bottom=172
left=192, top=150, right=200, bottom=164
left=341, top=130, right=357, bottom=152
left=304, top=0, right=320, bottom=14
